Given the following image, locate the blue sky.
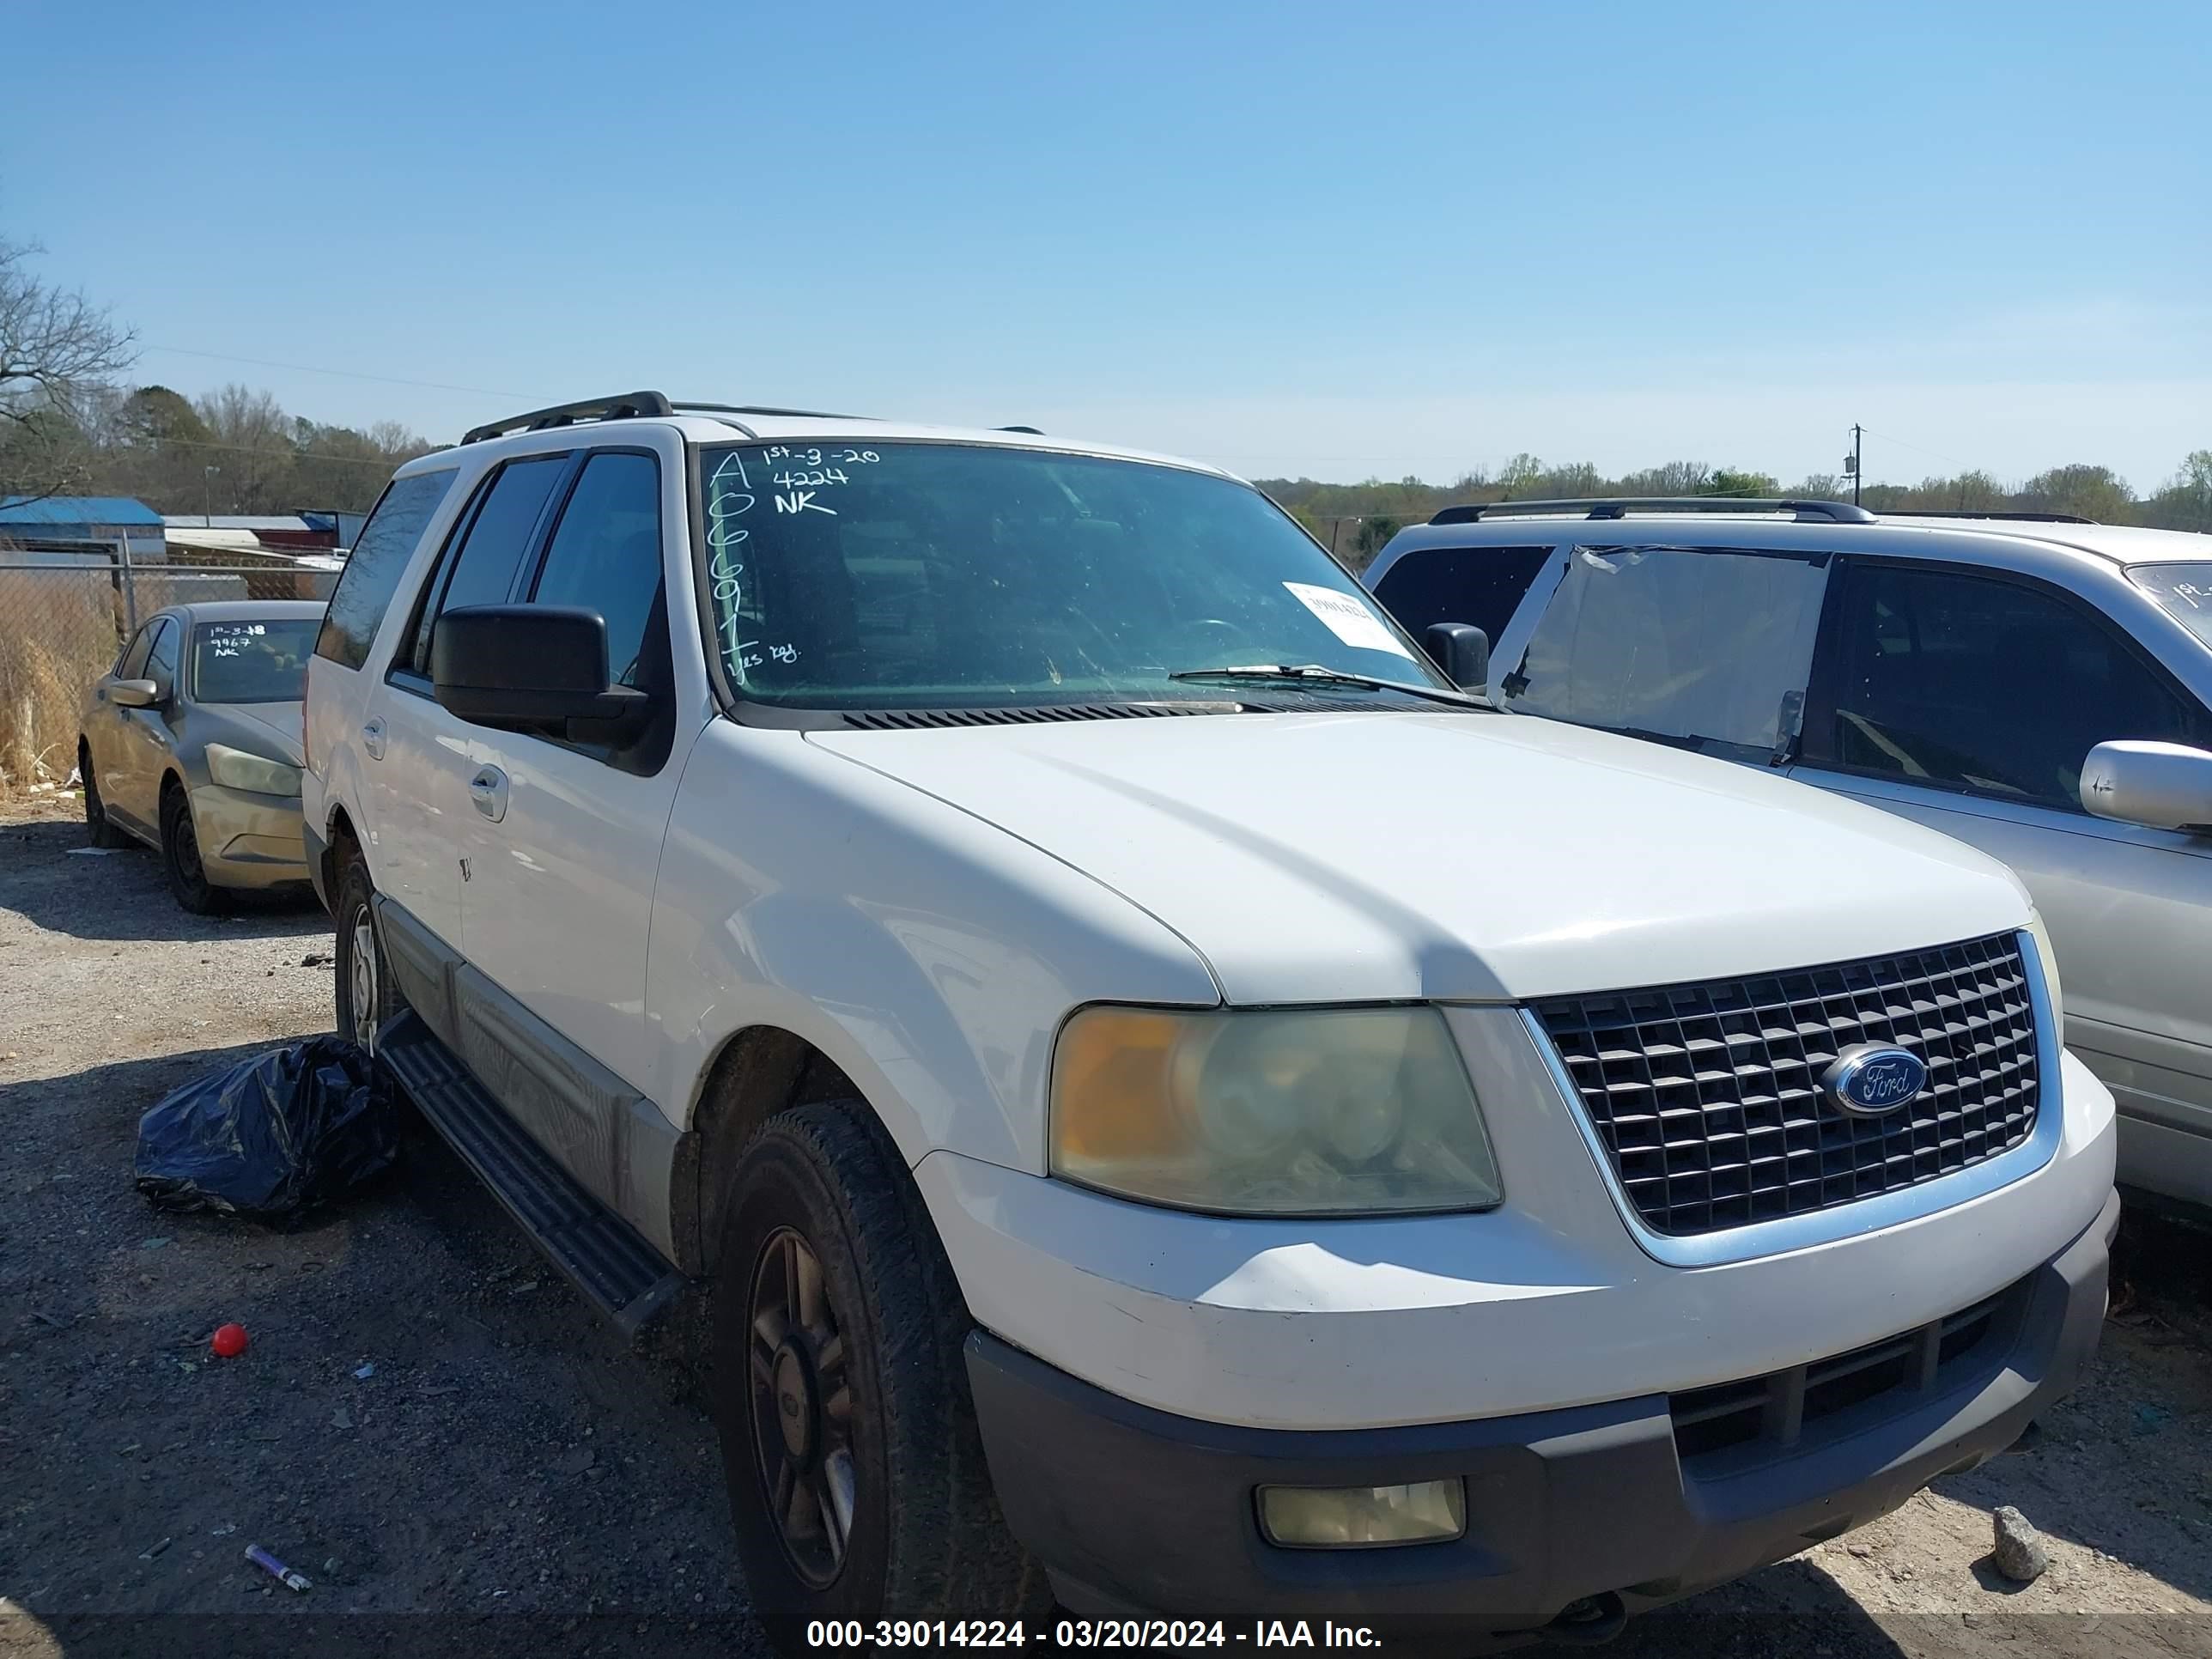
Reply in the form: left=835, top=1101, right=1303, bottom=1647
left=7, top=1, right=2209, bottom=489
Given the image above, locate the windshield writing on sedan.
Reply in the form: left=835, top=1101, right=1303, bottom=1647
left=697, top=441, right=1445, bottom=710
left=191, top=619, right=319, bottom=703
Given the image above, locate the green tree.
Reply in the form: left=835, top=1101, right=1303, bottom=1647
left=1705, top=467, right=1781, bottom=497
left=2143, top=450, right=2212, bottom=532
left=2017, top=464, right=2135, bottom=523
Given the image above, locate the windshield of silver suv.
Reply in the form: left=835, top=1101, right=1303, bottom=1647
left=697, top=441, right=1451, bottom=709
left=2130, top=561, right=2212, bottom=650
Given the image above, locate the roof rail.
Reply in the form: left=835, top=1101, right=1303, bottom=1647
left=460, top=392, right=675, bottom=446
left=1429, top=496, right=1876, bottom=526
left=1881, top=508, right=2097, bottom=525
left=671, top=402, right=871, bottom=422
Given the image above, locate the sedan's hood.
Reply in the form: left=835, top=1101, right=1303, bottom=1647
left=196, top=700, right=305, bottom=767
left=808, top=711, right=2031, bottom=1003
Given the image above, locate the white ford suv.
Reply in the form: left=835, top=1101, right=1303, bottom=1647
left=304, top=396, right=2118, bottom=1652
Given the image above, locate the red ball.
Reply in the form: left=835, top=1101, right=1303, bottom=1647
left=210, top=1322, right=249, bottom=1358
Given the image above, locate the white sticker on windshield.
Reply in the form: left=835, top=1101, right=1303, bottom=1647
left=1283, top=582, right=1414, bottom=659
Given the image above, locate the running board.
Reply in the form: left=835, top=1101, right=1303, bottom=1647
left=379, top=1012, right=684, bottom=1340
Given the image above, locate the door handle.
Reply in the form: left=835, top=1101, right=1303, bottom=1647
left=362, top=717, right=386, bottom=761
left=469, top=764, right=509, bottom=823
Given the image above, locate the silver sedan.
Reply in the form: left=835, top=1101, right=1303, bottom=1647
left=76, top=600, right=325, bottom=912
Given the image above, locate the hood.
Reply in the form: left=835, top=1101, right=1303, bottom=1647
left=807, top=711, right=2031, bottom=1004
left=194, top=699, right=305, bottom=768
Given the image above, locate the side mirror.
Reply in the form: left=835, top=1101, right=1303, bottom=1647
left=431, top=605, right=650, bottom=740
left=2081, top=740, right=2212, bottom=834
left=109, top=679, right=160, bottom=708
left=1423, top=623, right=1490, bottom=691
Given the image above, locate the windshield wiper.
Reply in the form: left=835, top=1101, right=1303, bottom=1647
left=1168, top=663, right=1485, bottom=710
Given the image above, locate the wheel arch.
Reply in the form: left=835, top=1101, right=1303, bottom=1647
left=321, top=801, right=362, bottom=899
left=673, top=1024, right=880, bottom=1277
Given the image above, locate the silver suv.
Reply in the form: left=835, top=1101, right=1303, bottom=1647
left=1364, top=499, right=2212, bottom=1210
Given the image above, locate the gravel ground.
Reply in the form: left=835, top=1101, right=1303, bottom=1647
left=1, top=791, right=2208, bottom=1659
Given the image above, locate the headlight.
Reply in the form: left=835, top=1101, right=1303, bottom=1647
left=205, top=743, right=302, bottom=798
left=1048, top=1006, right=1502, bottom=1216
left=2024, top=911, right=2064, bottom=1039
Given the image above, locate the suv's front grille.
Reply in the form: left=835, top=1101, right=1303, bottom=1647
left=1669, top=1278, right=2026, bottom=1471
left=1534, top=933, right=2039, bottom=1237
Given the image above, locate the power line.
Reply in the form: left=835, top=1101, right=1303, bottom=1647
left=141, top=344, right=544, bottom=403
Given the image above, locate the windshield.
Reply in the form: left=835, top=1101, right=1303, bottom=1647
left=696, top=441, right=1447, bottom=709
left=2130, top=562, right=2212, bottom=651
left=190, top=619, right=319, bottom=703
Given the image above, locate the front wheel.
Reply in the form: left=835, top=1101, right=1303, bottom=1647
left=713, top=1104, right=1045, bottom=1655
left=160, top=786, right=227, bottom=915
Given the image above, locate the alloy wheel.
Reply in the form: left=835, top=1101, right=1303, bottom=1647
left=746, top=1225, right=856, bottom=1589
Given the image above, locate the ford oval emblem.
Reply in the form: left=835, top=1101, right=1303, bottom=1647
left=1821, top=1043, right=1929, bottom=1117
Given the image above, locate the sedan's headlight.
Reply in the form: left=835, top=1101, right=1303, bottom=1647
left=205, top=743, right=302, bottom=798
left=1049, top=1006, right=1502, bottom=1216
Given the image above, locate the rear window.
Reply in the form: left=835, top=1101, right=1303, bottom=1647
left=1371, top=544, right=1552, bottom=647
left=315, top=469, right=459, bottom=671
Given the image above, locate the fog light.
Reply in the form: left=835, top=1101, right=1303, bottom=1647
left=1258, top=1480, right=1467, bottom=1547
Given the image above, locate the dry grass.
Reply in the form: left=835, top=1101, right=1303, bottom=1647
left=0, top=567, right=121, bottom=793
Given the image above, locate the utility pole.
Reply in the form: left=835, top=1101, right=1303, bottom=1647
left=203, top=465, right=221, bottom=526
left=1845, top=425, right=1864, bottom=507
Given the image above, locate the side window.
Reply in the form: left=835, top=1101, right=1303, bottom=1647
left=117, top=623, right=157, bottom=679
left=406, top=455, right=570, bottom=676
left=528, top=452, right=664, bottom=688
left=1371, top=545, right=1552, bottom=646
left=143, top=617, right=180, bottom=693
left=1819, top=562, right=2200, bottom=811
left=316, top=469, right=460, bottom=671
left=1501, top=544, right=1830, bottom=757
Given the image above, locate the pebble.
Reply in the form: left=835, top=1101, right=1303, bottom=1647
left=1992, top=1504, right=2051, bottom=1583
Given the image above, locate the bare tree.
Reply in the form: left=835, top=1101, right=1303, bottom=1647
left=0, top=238, right=136, bottom=501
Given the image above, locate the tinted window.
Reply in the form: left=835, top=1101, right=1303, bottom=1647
left=438, top=457, right=568, bottom=618
left=1823, top=562, right=2199, bottom=810
left=117, top=622, right=157, bottom=679
left=1372, top=545, right=1552, bottom=647
left=530, top=453, right=663, bottom=687
left=191, top=619, right=320, bottom=703
left=315, top=469, right=459, bottom=670
left=143, top=617, right=180, bottom=690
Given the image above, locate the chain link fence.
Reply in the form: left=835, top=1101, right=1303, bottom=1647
left=0, top=544, right=335, bottom=792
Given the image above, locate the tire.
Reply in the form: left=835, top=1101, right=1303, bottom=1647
left=80, top=747, right=128, bottom=848
left=159, top=783, right=228, bottom=915
left=712, top=1104, right=1046, bottom=1654
left=332, top=841, right=404, bottom=1051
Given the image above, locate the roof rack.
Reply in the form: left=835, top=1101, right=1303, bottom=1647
left=461, top=392, right=675, bottom=446
left=461, top=394, right=883, bottom=446
left=671, top=401, right=871, bottom=422
left=1881, top=509, right=2096, bottom=525
left=1429, top=496, right=1875, bottom=526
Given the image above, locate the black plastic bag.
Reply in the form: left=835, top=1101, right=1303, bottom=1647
left=134, top=1037, right=398, bottom=1218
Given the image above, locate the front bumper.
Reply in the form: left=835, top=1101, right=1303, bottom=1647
left=188, top=783, right=311, bottom=890
left=967, top=1188, right=2117, bottom=1648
